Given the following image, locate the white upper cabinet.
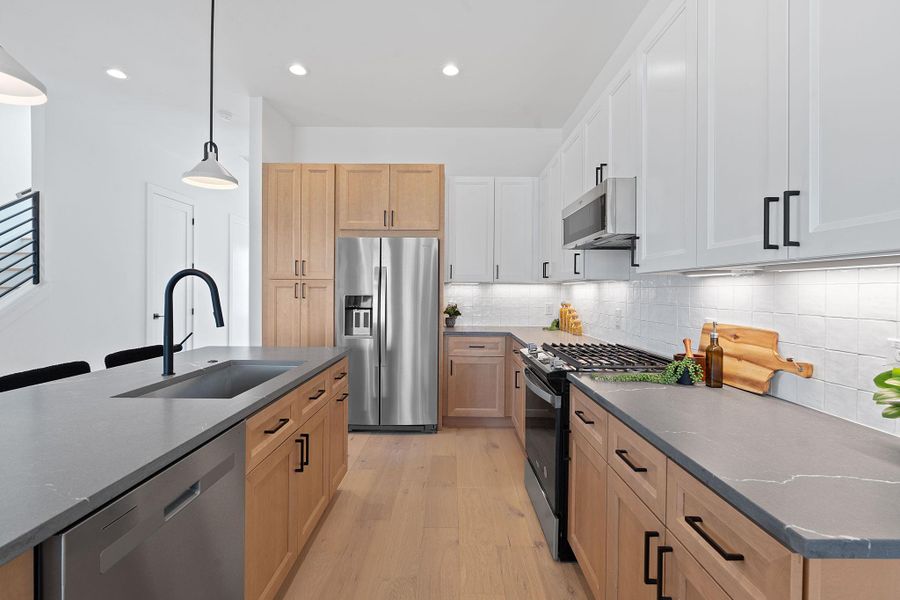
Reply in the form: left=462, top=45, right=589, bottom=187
left=559, top=132, right=585, bottom=280
left=494, top=178, right=537, bottom=282
left=637, top=0, right=699, bottom=273
left=696, top=0, right=790, bottom=266
left=538, top=165, right=553, bottom=281
left=583, top=99, right=610, bottom=189
left=447, top=177, right=495, bottom=282
left=608, top=64, right=640, bottom=180
left=787, top=0, right=900, bottom=259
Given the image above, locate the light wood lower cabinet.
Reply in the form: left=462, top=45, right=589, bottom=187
left=446, top=355, right=505, bottom=417
left=510, top=355, right=525, bottom=446
left=245, top=435, right=300, bottom=600
left=0, top=549, right=32, bottom=600
left=568, top=430, right=608, bottom=600
left=294, top=404, right=331, bottom=551
left=605, top=470, right=663, bottom=600
left=299, top=280, right=334, bottom=347
left=329, top=382, right=349, bottom=495
left=662, top=534, right=731, bottom=600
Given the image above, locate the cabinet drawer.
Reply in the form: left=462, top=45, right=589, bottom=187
left=246, top=393, right=297, bottom=472
left=331, top=378, right=349, bottom=403
left=608, top=416, right=667, bottom=520
left=570, top=386, right=608, bottom=458
left=326, top=357, right=349, bottom=395
left=662, top=534, right=731, bottom=600
left=666, top=462, right=802, bottom=600
left=292, top=372, right=329, bottom=425
left=446, top=335, right=506, bottom=356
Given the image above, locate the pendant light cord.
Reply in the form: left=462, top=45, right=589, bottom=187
left=208, top=0, right=215, bottom=150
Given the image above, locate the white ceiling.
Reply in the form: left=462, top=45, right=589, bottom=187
left=1, top=0, right=649, bottom=128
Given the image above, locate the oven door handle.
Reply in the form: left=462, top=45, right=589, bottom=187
left=524, top=368, right=562, bottom=409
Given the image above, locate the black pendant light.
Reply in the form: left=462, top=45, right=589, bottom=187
left=183, top=0, right=238, bottom=190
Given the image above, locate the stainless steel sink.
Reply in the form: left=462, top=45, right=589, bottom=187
left=117, top=361, right=303, bottom=399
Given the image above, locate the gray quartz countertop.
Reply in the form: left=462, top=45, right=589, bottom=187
left=444, top=325, right=601, bottom=347
left=569, top=374, right=900, bottom=559
left=0, top=346, right=347, bottom=566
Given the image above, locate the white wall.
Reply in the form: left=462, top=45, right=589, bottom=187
left=0, top=84, right=249, bottom=373
left=293, top=127, right=561, bottom=176
left=0, top=105, right=32, bottom=201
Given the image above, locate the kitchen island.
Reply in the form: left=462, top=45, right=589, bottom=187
left=0, top=345, right=347, bottom=575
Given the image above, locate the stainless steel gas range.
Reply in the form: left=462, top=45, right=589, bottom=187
left=519, top=341, right=668, bottom=560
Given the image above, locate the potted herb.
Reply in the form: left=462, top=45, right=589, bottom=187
left=873, top=368, right=900, bottom=419
left=443, top=303, right=462, bottom=328
left=592, top=357, right=705, bottom=386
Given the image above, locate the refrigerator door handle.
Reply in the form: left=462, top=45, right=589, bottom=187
left=380, top=266, right=388, bottom=361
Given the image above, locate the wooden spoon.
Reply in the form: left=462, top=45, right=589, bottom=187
left=683, top=338, right=694, bottom=360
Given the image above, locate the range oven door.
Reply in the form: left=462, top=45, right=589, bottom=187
left=523, top=367, right=562, bottom=514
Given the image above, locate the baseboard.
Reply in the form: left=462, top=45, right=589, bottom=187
left=441, top=416, right=514, bottom=429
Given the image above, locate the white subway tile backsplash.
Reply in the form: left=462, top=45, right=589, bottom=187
left=452, top=265, right=900, bottom=436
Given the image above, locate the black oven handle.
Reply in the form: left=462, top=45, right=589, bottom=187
left=523, top=368, right=562, bottom=409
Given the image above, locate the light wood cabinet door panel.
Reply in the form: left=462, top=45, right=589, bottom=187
left=263, top=164, right=302, bottom=279
left=389, top=164, right=442, bottom=230
left=245, top=436, right=299, bottom=600
left=336, top=164, right=390, bottom=230
left=0, top=549, right=32, bottom=600
left=299, top=280, right=334, bottom=347
left=446, top=335, right=506, bottom=357
left=446, top=355, right=505, bottom=417
left=329, top=381, right=349, bottom=495
left=661, top=534, right=731, bottom=600
left=300, top=164, right=335, bottom=279
left=570, top=386, right=609, bottom=459
left=608, top=416, right=667, bottom=520
left=606, top=470, right=663, bottom=600
left=568, top=430, right=608, bottom=600
left=246, top=392, right=296, bottom=472
left=293, top=405, right=331, bottom=551
left=510, top=355, right=525, bottom=447
left=263, top=280, right=301, bottom=347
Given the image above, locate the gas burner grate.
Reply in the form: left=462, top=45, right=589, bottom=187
left=541, top=342, right=669, bottom=372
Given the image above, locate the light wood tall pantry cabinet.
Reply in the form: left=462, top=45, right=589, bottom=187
left=336, top=163, right=442, bottom=231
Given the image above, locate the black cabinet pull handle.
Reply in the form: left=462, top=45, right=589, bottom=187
left=573, top=253, right=581, bottom=275
left=263, top=418, right=290, bottom=435
left=574, top=410, right=595, bottom=425
left=294, top=435, right=307, bottom=472
left=542, top=261, right=549, bottom=279
left=449, top=264, right=453, bottom=279
left=390, top=210, right=395, bottom=227
left=656, top=545, right=673, bottom=600
left=301, top=259, right=307, bottom=276
left=614, top=448, right=647, bottom=472
left=334, top=371, right=347, bottom=380
left=294, top=259, right=300, bottom=276
left=449, top=359, right=454, bottom=376
left=514, top=370, right=520, bottom=389
left=643, top=531, right=660, bottom=585
left=294, top=283, right=299, bottom=299
left=337, top=392, right=348, bottom=402
left=684, top=516, right=745, bottom=561
left=596, top=163, right=608, bottom=185
left=301, top=282, right=307, bottom=299
left=301, top=433, right=310, bottom=466
left=763, top=197, right=779, bottom=250
left=383, top=210, right=388, bottom=227
left=468, top=344, right=486, bottom=349
left=309, top=388, right=325, bottom=400
left=783, top=190, right=800, bottom=247
left=495, top=264, right=500, bottom=279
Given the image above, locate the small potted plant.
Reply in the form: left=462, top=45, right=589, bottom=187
left=873, top=368, right=900, bottom=419
left=443, top=303, right=461, bottom=328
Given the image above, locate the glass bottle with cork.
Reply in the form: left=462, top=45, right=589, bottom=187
left=705, top=322, right=724, bottom=388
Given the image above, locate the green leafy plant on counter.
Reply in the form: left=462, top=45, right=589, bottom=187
left=873, top=368, right=900, bottom=419
left=543, top=318, right=560, bottom=331
left=443, top=303, right=462, bottom=318
left=592, top=358, right=705, bottom=385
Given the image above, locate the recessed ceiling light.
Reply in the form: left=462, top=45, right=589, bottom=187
left=106, top=68, right=128, bottom=80
left=442, top=63, right=460, bottom=77
left=289, top=63, right=307, bottom=76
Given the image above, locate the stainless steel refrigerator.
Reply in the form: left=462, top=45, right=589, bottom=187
left=335, top=237, right=439, bottom=431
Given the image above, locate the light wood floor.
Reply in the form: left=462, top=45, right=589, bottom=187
left=280, top=428, right=590, bottom=600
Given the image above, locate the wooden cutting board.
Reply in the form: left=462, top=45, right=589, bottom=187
left=693, top=323, right=814, bottom=394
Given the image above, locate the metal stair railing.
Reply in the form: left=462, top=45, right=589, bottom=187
left=0, top=190, right=40, bottom=300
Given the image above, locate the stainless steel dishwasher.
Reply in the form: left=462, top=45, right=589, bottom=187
left=42, top=423, right=245, bottom=599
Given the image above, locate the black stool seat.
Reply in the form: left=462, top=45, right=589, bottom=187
left=0, top=361, right=91, bottom=393
left=104, top=343, right=184, bottom=369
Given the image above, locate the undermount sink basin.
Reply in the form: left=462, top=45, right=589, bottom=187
left=117, top=360, right=303, bottom=399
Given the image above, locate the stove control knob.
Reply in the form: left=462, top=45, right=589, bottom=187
left=527, top=343, right=539, bottom=354
left=551, top=359, right=566, bottom=370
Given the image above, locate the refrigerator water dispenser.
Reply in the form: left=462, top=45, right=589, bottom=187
left=344, top=295, right=373, bottom=337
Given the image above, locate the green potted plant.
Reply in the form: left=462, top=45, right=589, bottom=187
left=873, top=368, right=900, bottom=419
left=592, top=357, right=704, bottom=386
left=444, top=303, right=461, bottom=328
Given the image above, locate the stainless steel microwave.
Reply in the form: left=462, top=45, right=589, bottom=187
left=562, top=176, right=637, bottom=250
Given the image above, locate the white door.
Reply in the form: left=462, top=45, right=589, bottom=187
left=788, top=0, right=900, bottom=259
left=538, top=166, right=553, bottom=280
left=146, top=186, right=194, bottom=346
left=494, top=178, right=537, bottom=282
left=637, top=0, right=699, bottom=273
left=447, top=177, right=495, bottom=283
left=696, top=0, right=789, bottom=267
left=228, top=214, right=250, bottom=346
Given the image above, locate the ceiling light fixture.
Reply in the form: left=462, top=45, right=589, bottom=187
left=288, top=63, right=307, bottom=76
left=105, top=68, right=128, bottom=80
left=442, top=63, right=460, bottom=77
left=0, top=46, right=47, bottom=106
left=183, top=0, right=238, bottom=190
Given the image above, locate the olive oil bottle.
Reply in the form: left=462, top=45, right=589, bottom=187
left=705, top=322, right=724, bottom=388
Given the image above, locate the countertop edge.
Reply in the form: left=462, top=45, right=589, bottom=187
left=0, top=350, right=348, bottom=566
left=443, top=329, right=528, bottom=346
left=567, top=375, right=892, bottom=559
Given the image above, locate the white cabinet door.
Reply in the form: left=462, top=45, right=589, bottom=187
left=494, top=178, right=537, bottom=282
left=559, top=132, right=586, bottom=280
left=547, top=154, right=572, bottom=281
left=447, top=177, right=494, bottom=282
left=608, top=63, right=640, bottom=179
left=637, top=0, right=699, bottom=273
left=696, top=0, right=789, bottom=267
left=584, top=99, right=610, bottom=189
left=788, top=0, right=900, bottom=259
left=538, top=166, right=553, bottom=281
